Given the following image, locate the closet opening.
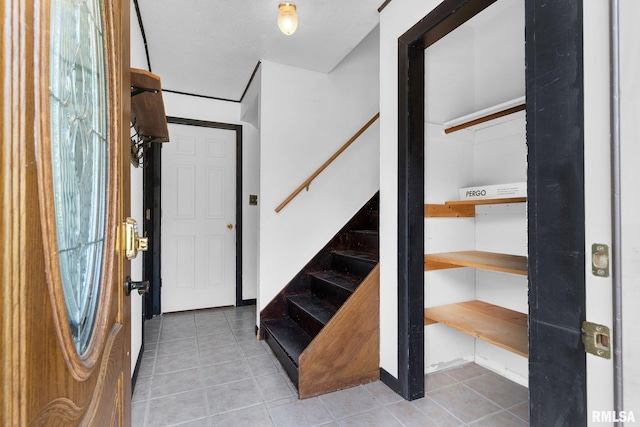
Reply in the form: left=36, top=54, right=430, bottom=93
left=422, top=0, right=529, bottom=422
left=397, top=0, right=587, bottom=423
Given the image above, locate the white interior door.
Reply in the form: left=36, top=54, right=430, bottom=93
left=161, top=123, right=236, bottom=312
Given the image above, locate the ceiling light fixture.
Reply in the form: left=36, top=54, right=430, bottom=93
left=278, top=2, right=298, bottom=35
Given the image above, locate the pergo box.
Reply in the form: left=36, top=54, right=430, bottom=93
left=459, top=182, right=526, bottom=200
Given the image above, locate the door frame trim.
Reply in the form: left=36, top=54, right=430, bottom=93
left=394, top=0, right=587, bottom=421
left=163, top=117, right=250, bottom=307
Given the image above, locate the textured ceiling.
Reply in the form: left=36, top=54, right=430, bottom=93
left=135, top=0, right=382, bottom=101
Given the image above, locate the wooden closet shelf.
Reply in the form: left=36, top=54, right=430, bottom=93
left=445, top=197, right=526, bottom=206
left=425, top=197, right=526, bottom=217
left=424, top=250, right=527, bottom=275
left=424, top=300, right=528, bottom=357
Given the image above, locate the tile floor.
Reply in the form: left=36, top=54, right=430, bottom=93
left=132, top=305, right=530, bottom=426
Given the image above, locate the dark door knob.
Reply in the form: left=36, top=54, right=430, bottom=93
left=125, top=276, right=150, bottom=296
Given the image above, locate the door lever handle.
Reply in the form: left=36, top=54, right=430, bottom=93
left=125, top=276, right=150, bottom=296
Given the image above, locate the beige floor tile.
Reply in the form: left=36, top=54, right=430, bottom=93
left=424, top=371, right=458, bottom=392
left=209, top=404, right=274, bottom=427
left=199, top=343, right=243, bottom=366
left=386, top=400, right=439, bottom=427
left=255, top=372, right=296, bottom=402
left=318, top=386, right=380, bottom=420
left=146, top=389, right=208, bottom=427
left=153, top=350, right=200, bottom=375
left=428, top=383, right=501, bottom=424
left=156, top=336, right=198, bottom=356
left=363, top=381, right=404, bottom=406
left=468, top=410, right=529, bottom=427
left=268, top=397, right=333, bottom=427
left=337, top=407, right=402, bottom=427
left=206, top=378, right=263, bottom=415
left=245, top=353, right=280, bottom=376
left=464, top=372, right=529, bottom=409
left=443, top=363, right=492, bottom=381
left=200, top=359, right=252, bottom=387
left=149, top=367, right=204, bottom=398
left=508, top=401, right=530, bottom=424
left=411, top=396, right=464, bottom=427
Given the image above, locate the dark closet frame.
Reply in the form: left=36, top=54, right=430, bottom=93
left=390, top=0, right=587, bottom=424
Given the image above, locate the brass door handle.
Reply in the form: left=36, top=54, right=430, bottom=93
left=227, top=223, right=234, bottom=230
left=123, top=217, right=148, bottom=260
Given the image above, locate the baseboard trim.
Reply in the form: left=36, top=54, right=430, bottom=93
left=379, top=368, right=402, bottom=395
left=131, top=343, right=144, bottom=395
left=238, top=298, right=257, bottom=307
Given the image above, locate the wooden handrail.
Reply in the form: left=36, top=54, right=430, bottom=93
left=275, top=113, right=380, bottom=213
left=444, top=103, right=525, bottom=134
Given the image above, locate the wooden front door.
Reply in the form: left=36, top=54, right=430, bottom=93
left=1, top=0, right=132, bottom=425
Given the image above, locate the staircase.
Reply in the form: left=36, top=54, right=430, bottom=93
left=260, top=193, right=380, bottom=399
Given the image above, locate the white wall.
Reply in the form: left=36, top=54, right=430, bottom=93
left=242, top=122, right=260, bottom=300
left=240, top=68, right=261, bottom=302
left=621, top=0, right=640, bottom=413
left=258, top=27, right=380, bottom=313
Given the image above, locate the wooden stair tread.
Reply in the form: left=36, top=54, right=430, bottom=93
left=262, top=318, right=313, bottom=365
left=332, top=249, right=379, bottom=263
left=309, top=270, right=362, bottom=293
left=351, top=230, right=379, bottom=236
left=424, top=300, right=528, bottom=357
left=424, top=250, right=527, bottom=275
left=288, top=294, right=338, bottom=326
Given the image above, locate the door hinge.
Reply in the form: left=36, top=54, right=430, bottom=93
left=582, top=321, right=611, bottom=359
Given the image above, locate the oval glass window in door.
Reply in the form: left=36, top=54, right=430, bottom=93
left=49, top=0, right=109, bottom=356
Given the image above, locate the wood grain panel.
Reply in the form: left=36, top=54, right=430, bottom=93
left=424, top=204, right=475, bottom=217
left=424, top=251, right=527, bottom=275
left=424, top=300, right=528, bottom=357
left=1, top=1, right=132, bottom=425
left=298, top=264, right=380, bottom=399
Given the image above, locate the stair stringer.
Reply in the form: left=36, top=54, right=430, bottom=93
left=297, top=264, right=380, bottom=399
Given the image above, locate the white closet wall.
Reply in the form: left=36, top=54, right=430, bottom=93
left=423, top=0, right=527, bottom=386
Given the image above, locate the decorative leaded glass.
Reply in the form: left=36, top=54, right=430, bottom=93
left=49, top=0, right=109, bottom=356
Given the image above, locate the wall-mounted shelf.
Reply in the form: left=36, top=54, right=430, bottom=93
left=443, top=96, right=525, bottom=134
left=130, top=68, right=169, bottom=144
left=425, top=197, right=526, bottom=217
left=424, top=250, right=527, bottom=275
left=424, top=300, right=528, bottom=357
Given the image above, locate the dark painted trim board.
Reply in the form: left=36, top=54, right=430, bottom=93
left=143, top=143, right=162, bottom=316
left=131, top=343, right=144, bottom=394
left=525, top=1, right=586, bottom=425
left=393, top=0, right=496, bottom=402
